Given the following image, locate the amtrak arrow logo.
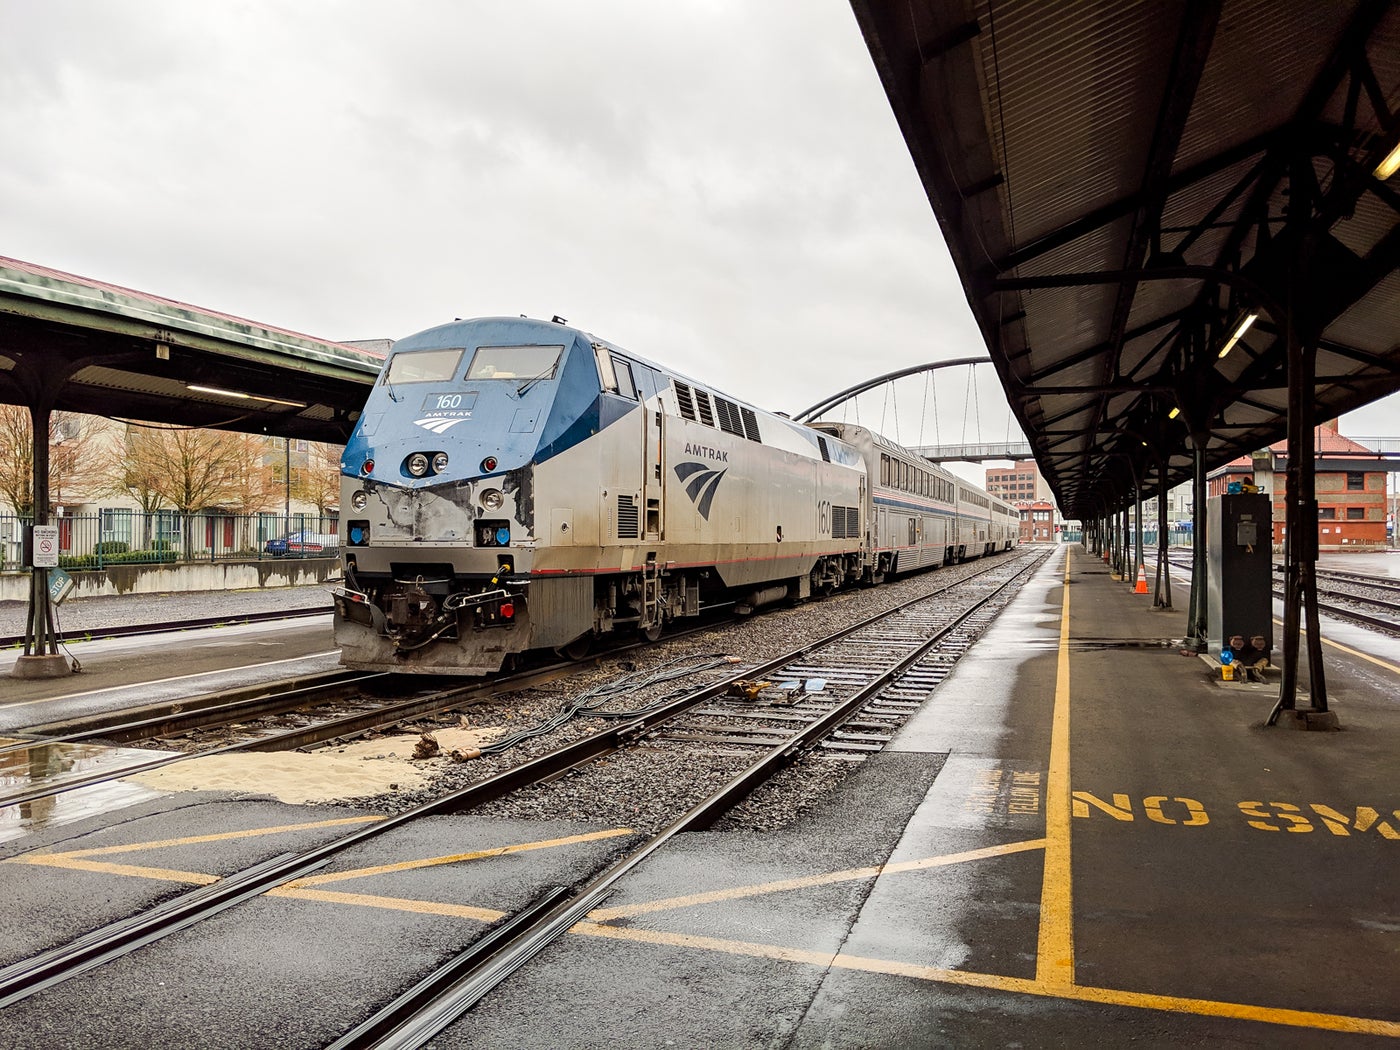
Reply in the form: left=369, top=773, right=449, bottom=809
left=415, top=417, right=467, bottom=434
left=674, top=461, right=727, bottom=520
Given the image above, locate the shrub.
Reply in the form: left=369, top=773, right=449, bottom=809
left=94, top=540, right=130, bottom=557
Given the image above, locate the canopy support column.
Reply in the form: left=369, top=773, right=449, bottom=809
left=1154, top=454, right=1172, bottom=609
left=13, top=402, right=70, bottom=680
left=1185, top=442, right=1209, bottom=650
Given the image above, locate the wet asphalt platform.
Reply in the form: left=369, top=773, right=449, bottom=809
left=1, top=549, right=1397, bottom=1047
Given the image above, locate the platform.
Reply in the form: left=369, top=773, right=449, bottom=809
left=1, top=546, right=1397, bottom=1046
left=450, top=544, right=1400, bottom=1044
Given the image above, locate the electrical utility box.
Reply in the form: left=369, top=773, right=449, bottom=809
left=1206, top=493, right=1272, bottom=662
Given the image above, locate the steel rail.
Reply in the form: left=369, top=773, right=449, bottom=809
left=326, top=553, right=1047, bottom=1049
left=0, top=851, right=333, bottom=1010
left=0, top=619, right=729, bottom=812
left=0, top=605, right=331, bottom=650
left=0, top=551, right=1043, bottom=1011
left=0, top=672, right=384, bottom=756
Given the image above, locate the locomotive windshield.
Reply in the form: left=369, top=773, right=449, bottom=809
left=384, top=348, right=465, bottom=384
left=465, top=345, right=564, bottom=381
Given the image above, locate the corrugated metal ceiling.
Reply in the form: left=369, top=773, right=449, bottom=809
left=852, top=0, right=1400, bottom=516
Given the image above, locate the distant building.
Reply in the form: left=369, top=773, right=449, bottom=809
left=986, top=460, right=1052, bottom=504
left=1018, top=500, right=1055, bottom=543
left=1140, top=482, right=1193, bottom=527
left=1207, top=420, right=1392, bottom=549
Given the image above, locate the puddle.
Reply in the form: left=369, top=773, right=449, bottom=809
left=1067, top=637, right=1184, bottom=651
left=1, top=739, right=167, bottom=843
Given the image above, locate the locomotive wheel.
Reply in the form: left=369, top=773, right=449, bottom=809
left=638, top=621, right=663, bottom=643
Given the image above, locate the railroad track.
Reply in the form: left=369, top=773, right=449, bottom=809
left=0, top=605, right=332, bottom=651
left=1, top=600, right=749, bottom=814
left=0, top=547, right=1049, bottom=1035
left=0, top=634, right=694, bottom=813
left=1144, top=553, right=1400, bottom=634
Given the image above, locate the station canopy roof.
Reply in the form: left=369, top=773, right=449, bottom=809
left=0, top=256, right=385, bottom=443
left=851, top=1, right=1400, bottom=517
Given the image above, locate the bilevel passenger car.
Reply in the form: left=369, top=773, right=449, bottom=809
left=332, top=316, right=1015, bottom=674
left=806, top=422, right=1019, bottom=578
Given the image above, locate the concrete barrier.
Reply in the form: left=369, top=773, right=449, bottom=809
left=0, top=558, right=339, bottom=603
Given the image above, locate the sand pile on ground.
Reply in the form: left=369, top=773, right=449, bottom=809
left=123, top=727, right=497, bottom=804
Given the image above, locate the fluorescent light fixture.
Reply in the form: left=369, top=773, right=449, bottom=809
left=1375, top=141, right=1400, bottom=181
left=1216, top=312, right=1259, bottom=359
left=1168, top=407, right=1180, bottom=419
left=187, top=384, right=306, bottom=409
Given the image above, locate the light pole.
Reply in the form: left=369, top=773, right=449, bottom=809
left=283, top=437, right=291, bottom=542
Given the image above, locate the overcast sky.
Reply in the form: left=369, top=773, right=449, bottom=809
left=2, top=1, right=1393, bottom=487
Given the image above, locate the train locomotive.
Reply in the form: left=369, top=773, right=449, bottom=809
left=333, top=316, right=1017, bottom=674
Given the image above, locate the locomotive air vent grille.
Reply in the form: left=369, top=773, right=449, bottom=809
left=832, top=505, right=860, bottom=539
left=740, top=407, right=761, bottom=442
left=817, top=436, right=830, bottom=462
left=674, top=382, right=697, bottom=421
left=694, top=389, right=716, bottom=427
left=617, top=494, right=639, bottom=539
left=715, top=396, right=744, bottom=437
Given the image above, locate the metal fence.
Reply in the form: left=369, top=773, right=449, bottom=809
left=0, top=511, right=340, bottom=571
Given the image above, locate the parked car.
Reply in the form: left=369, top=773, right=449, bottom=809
left=265, top=529, right=339, bottom=557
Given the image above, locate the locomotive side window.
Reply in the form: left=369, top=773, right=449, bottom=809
left=384, top=348, right=465, bottom=384
left=465, top=344, right=564, bottom=381
left=614, top=360, right=638, bottom=399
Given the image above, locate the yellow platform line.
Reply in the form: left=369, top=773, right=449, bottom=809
left=1282, top=619, right=1400, bottom=676
left=570, top=922, right=1400, bottom=1038
left=13, top=814, right=1395, bottom=1036
left=588, top=839, right=1046, bottom=922
left=29, top=815, right=384, bottom=860
left=266, top=885, right=506, bottom=923
left=285, top=827, right=635, bottom=888
left=1036, top=548, right=1074, bottom=988
left=9, top=854, right=217, bottom=884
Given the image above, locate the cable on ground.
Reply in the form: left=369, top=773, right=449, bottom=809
left=476, top=653, right=735, bottom=756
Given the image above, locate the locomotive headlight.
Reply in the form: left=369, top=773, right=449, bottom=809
left=351, top=490, right=368, bottom=511
left=480, top=488, right=504, bottom=510
left=432, top=452, right=449, bottom=474
left=407, top=452, right=429, bottom=477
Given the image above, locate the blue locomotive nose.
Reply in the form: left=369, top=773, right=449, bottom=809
left=342, top=317, right=606, bottom=489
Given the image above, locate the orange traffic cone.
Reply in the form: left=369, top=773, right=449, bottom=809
left=1135, top=563, right=1148, bottom=593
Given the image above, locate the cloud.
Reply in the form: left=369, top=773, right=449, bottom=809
left=0, top=0, right=1007, bottom=467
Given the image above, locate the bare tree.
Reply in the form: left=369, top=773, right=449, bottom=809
left=0, top=406, right=109, bottom=516
left=224, top=434, right=280, bottom=514
left=0, top=406, right=33, bottom=516
left=113, top=424, right=247, bottom=552
left=294, top=440, right=345, bottom=516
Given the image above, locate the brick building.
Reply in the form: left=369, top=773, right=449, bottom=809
left=1018, top=500, right=1055, bottom=543
left=1207, top=420, right=1392, bottom=549
left=986, top=460, right=1051, bottom=504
